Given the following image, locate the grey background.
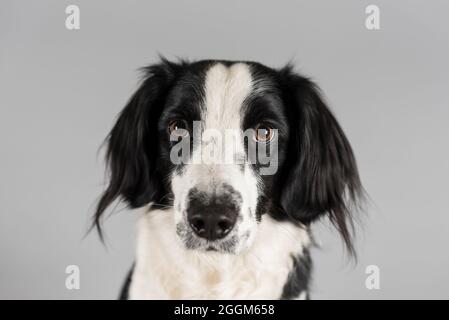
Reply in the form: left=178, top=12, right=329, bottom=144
left=1, top=0, right=448, bottom=299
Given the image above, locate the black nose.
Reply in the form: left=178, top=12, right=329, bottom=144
left=188, top=211, right=236, bottom=240
left=186, top=187, right=240, bottom=241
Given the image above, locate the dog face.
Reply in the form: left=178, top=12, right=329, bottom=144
left=167, top=62, right=287, bottom=253
left=95, top=59, right=362, bottom=255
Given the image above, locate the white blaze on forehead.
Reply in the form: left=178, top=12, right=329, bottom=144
left=203, top=63, right=253, bottom=130
left=170, top=63, right=262, bottom=255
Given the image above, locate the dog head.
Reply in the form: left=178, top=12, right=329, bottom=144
left=95, top=58, right=363, bottom=255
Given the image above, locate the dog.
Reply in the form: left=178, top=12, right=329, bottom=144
left=94, top=58, right=363, bottom=299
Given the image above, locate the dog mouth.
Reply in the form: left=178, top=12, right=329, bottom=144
left=175, top=221, right=241, bottom=254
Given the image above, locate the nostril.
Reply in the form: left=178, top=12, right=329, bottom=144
left=217, top=217, right=234, bottom=236
left=217, top=220, right=230, bottom=232
left=190, top=216, right=205, bottom=234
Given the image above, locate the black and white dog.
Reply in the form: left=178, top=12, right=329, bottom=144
left=94, top=58, right=363, bottom=299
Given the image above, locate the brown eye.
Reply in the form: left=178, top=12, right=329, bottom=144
left=254, top=124, right=275, bottom=142
left=168, top=120, right=189, bottom=138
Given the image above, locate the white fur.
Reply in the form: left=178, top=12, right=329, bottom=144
left=129, top=208, right=310, bottom=299
left=296, top=291, right=308, bottom=300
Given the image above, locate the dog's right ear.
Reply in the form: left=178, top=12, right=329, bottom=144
left=94, top=58, right=182, bottom=237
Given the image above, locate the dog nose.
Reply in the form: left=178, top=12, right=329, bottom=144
left=188, top=210, right=236, bottom=240
left=186, top=185, right=240, bottom=241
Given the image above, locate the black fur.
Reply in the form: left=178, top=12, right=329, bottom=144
left=275, top=66, right=363, bottom=255
left=94, top=59, right=191, bottom=238
left=281, top=249, right=312, bottom=299
left=118, top=266, right=134, bottom=300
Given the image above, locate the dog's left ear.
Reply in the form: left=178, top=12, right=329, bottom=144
left=279, top=67, right=363, bottom=255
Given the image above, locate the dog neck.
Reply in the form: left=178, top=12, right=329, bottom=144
left=128, top=208, right=311, bottom=299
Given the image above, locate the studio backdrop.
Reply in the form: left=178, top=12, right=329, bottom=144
left=1, top=0, right=448, bottom=299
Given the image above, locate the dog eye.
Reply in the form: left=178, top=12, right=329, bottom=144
left=168, top=120, right=189, bottom=138
left=254, top=124, right=275, bottom=142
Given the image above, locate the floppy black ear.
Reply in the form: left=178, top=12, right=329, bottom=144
left=280, top=68, right=363, bottom=254
left=94, top=59, right=180, bottom=236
